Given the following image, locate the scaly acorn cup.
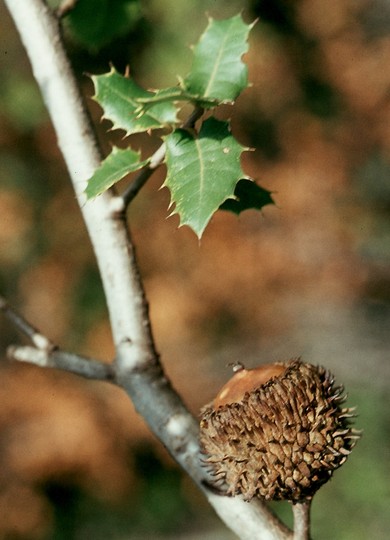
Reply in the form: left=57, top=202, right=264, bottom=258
left=199, top=359, right=360, bottom=502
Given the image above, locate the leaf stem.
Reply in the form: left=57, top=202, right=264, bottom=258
left=183, top=106, right=205, bottom=129
left=135, top=91, right=218, bottom=109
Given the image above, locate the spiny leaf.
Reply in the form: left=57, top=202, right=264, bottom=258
left=85, top=146, right=149, bottom=199
left=91, top=67, right=178, bottom=135
left=164, top=117, right=249, bottom=237
left=184, top=14, right=255, bottom=104
left=220, top=179, right=274, bottom=214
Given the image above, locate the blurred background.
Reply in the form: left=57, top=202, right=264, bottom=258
left=0, top=0, right=389, bottom=538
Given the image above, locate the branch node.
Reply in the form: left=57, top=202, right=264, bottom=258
left=8, top=345, right=50, bottom=367
left=108, top=195, right=126, bottom=216
left=32, top=332, right=56, bottom=352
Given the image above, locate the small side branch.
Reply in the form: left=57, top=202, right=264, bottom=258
left=121, top=143, right=166, bottom=207
left=183, top=106, right=205, bottom=129
left=7, top=345, right=113, bottom=381
left=292, top=501, right=311, bottom=540
left=0, top=295, right=55, bottom=352
left=1, top=294, right=113, bottom=381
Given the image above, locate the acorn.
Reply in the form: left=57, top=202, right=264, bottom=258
left=199, top=359, right=360, bottom=502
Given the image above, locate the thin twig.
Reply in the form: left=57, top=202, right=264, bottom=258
left=183, top=106, right=205, bottom=129
left=0, top=294, right=55, bottom=352
left=0, top=294, right=113, bottom=380
left=292, top=501, right=312, bottom=540
left=121, top=106, right=205, bottom=208
left=8, top=345, right=113, bottom=380
left=121, top=143, right=166, bottom=207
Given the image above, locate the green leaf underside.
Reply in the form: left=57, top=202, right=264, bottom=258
left=92, top=68, right=178, bottom=135
left=164, top=117, right=248, bottom=237
left=85, top=146, right=149, bottom=198
left=184, top=14, right=254, bottom=103
left=220, top=178, right=274, bottom=214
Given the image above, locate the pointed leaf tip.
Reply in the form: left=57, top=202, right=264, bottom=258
left=184, top=14, right=255, bottom=105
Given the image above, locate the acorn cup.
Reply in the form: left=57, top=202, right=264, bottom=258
left=199, top=359, right=360, bottom=503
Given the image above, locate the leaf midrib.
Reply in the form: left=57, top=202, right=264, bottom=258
left=194, top=138, right=206, bottom=221
left=204, top=20, right=232, bottom=97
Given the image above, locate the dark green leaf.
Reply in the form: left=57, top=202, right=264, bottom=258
left=85, top=146, right=149, bottom=198
left=164, top=117, right=248, bottom=237
left=220, top=178, right=274, bottom=214
left=92, top=68, right=178, bottom=135
left=66, top=0, right=141, bottom=50
left=184, top=14, right=254, bottom=104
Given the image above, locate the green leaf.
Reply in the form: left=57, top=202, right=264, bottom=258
left=164, top=117, right=248, bottom=237
left=66, top=0, right=141, bottom=50
left=92, top=67, right=178, bottom=135
left=85, top=146, right=149, bottom=198
left=220, top=179, right=274, bottom=214
left=184, top=14, right=254, bottom=104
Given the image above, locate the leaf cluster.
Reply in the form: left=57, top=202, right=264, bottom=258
left=86, top=14, right=273, bottom=237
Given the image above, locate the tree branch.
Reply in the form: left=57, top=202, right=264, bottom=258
left=3, top=1, right=292, bottom=538
left=292, top=502, right=311, bottom=540
left=1, top=294, right=113, bottom=380
left=7, top=345, right=114, bottom=381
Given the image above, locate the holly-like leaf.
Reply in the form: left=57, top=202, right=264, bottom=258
left=164, top=117, right=248, bottom=237
left=184, top=14, right=255, bottom=104
left=220, top=178, right=274, bottom=214
left=91, top=67, right=178, bottom=135
left=85, top=146, right=149, bottom=199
